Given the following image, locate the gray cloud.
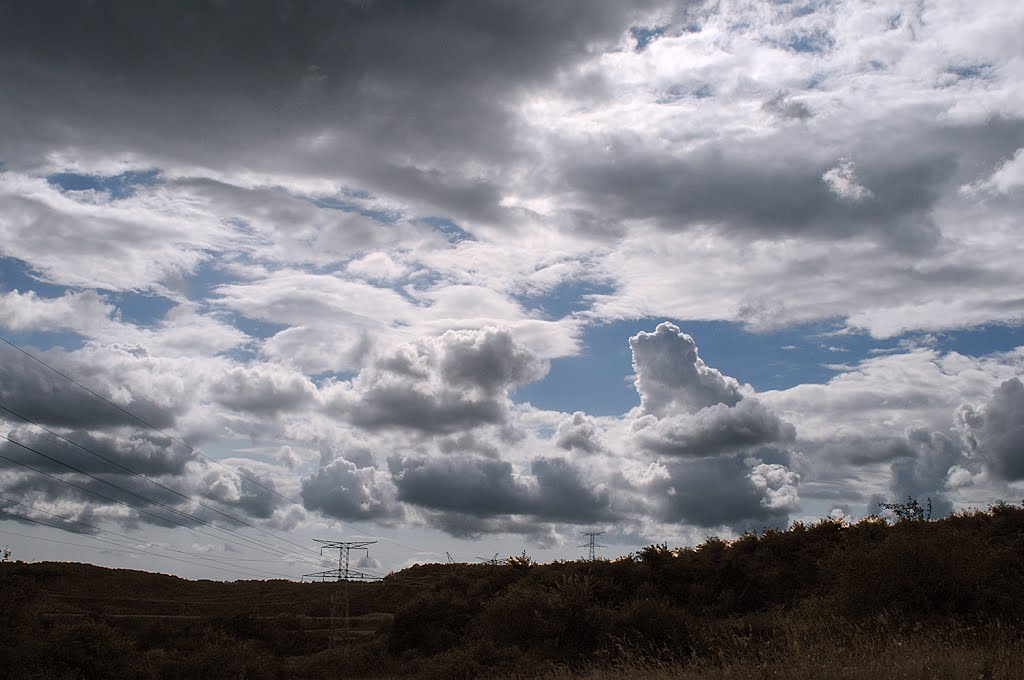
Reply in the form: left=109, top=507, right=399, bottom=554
left=633, top=399, right=796, bottom=458
left=0, top=0, right=657, bottom=225
left=646, top=452, right=800, bottom=529
left=886, top=429, right=962, bottom=518
left=0, top=345, right=184, bottom=431
left=389, top=454, right=617, bottom=531
left=561, top=136, right=953, bottom=252
left=959, top=377, right=1024, bottom=481
left=300, top=456, right=402, bottom=522
left=554, top=411, right=605, bottom=454
left=209, top=363, right=318, bottom=415
left=324, top=327, right=547, bottom=434
left=762, top=91, right=813, bottom=121
left=202, top=465, right=283, bottom=520
left=439, top=327, right=547, bottom=393
left=0, top=427, right=190, bottom=478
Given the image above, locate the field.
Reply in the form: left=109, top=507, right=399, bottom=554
left=3, top=504, right=1024, bottom=679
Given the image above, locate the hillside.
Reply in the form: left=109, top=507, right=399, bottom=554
left=3, top=504, right=1024, bottom=679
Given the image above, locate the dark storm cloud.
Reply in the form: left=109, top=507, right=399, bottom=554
left=959, top=377, right=1024, bottom=481
left=0, top=0, right=658, bottom=220
left=647, top=453, right=798, bottom=529
left=0, top=428, right=190, bottom=478
left=886, top=429, right=961, bottom=517
left=0, top=346, right=182, bottom=431
left=389, top=454, right=617, bottom=527
left=562, top=138, right=952, bottom=251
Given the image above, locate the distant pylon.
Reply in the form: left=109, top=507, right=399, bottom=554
left=301, top=540, right=378, bottom=581
left=579, top=531, right=606, bottom=561
left=476, top=552, right=504, bottom=565
left=446, top=551, right=455, bottom=564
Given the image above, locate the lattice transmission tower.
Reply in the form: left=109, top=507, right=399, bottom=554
left=579, top=531, right=606, bottom=561
left=301, top=540, right=378, bottom=582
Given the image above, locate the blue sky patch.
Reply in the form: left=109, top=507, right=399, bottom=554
left=0, top=257, right=67, bottom=297
left=787, top=29, right=834, bottom=54
left=630, top=25, right=666, bottom=52
left=418, top=216, right=474, bottom=243
left=109, top=291, right=176, bottom=327
left=312, top=194, right=401, bottom=225
left=515, top=279, right=615, bottom=320
left=46, top=169, right=160, bottom=199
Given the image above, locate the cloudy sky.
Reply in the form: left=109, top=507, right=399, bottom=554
left=1, top=0, right=1023, bottom=579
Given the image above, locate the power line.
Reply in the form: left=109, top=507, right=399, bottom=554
left=0, top=401, right=321, bottom=557
left=0, top=495, right=294, bottom=579
left=0, top=430, right=322, bottom=564
left=0, top=335, right=437, bottom=557
left=0, top=510, right=282, bottom=580
left=301, top=540, right=378, bottom=582
left=0, top=437, right=330, bottom=569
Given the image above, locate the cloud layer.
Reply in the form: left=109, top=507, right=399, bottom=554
left=1, top=0, right=1023, bottom=575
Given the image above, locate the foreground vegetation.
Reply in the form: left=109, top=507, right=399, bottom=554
left=3, top=503, right=1024, bottom=679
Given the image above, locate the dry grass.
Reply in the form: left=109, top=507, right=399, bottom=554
left=535, top=619, right=1023, bottom=680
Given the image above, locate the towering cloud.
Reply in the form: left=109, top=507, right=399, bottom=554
left=959, top=378, right=1024, bottom=481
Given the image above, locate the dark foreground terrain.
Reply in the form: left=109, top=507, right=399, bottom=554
left=3, top=504, right=1024, bottom=679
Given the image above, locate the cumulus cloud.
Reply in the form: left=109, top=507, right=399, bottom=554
left=554, top=411, right=605, bottom=454
left=959, top=377, right=1024, bottom=481
left=0, top=343, right=190, bottom=431
left=646, top=452, right=800, bottom=529
left=0, top=288, right=116, bottom=333
left=886, top=429, right=963, bottom=517
left=209, top=363, right=318, bottom=415
left=630, top=322, right=742, bottom=417
left=300, top=456, right=402, bottom=522
left=628, top=322, right=795, bottom=459
left=632, top=399, right=796, bottom=458
left=389, top=454, right=616, bottom=535
left=749, top=462, right=801, bottom=513
left=616, top=323, right=802, bottom=527
left=323, top=327, right=547, bottom=434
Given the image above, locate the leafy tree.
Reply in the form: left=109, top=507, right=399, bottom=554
left=506, top=550, right=536, bottom=568
left=1, top=545, right=9, bottom=562
left=879, top=496, right=932, bottom=521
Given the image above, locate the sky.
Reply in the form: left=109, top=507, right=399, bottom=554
left=1, top=0, right=1023, bottom=580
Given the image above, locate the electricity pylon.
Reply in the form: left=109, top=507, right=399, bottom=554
left=301, top=540, right=378, bottom=582
left=301, top=539, right=379, bottom=643
left=579, top=531, right=606, bottom=561
left=476, top=552, right=504, bottom=565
